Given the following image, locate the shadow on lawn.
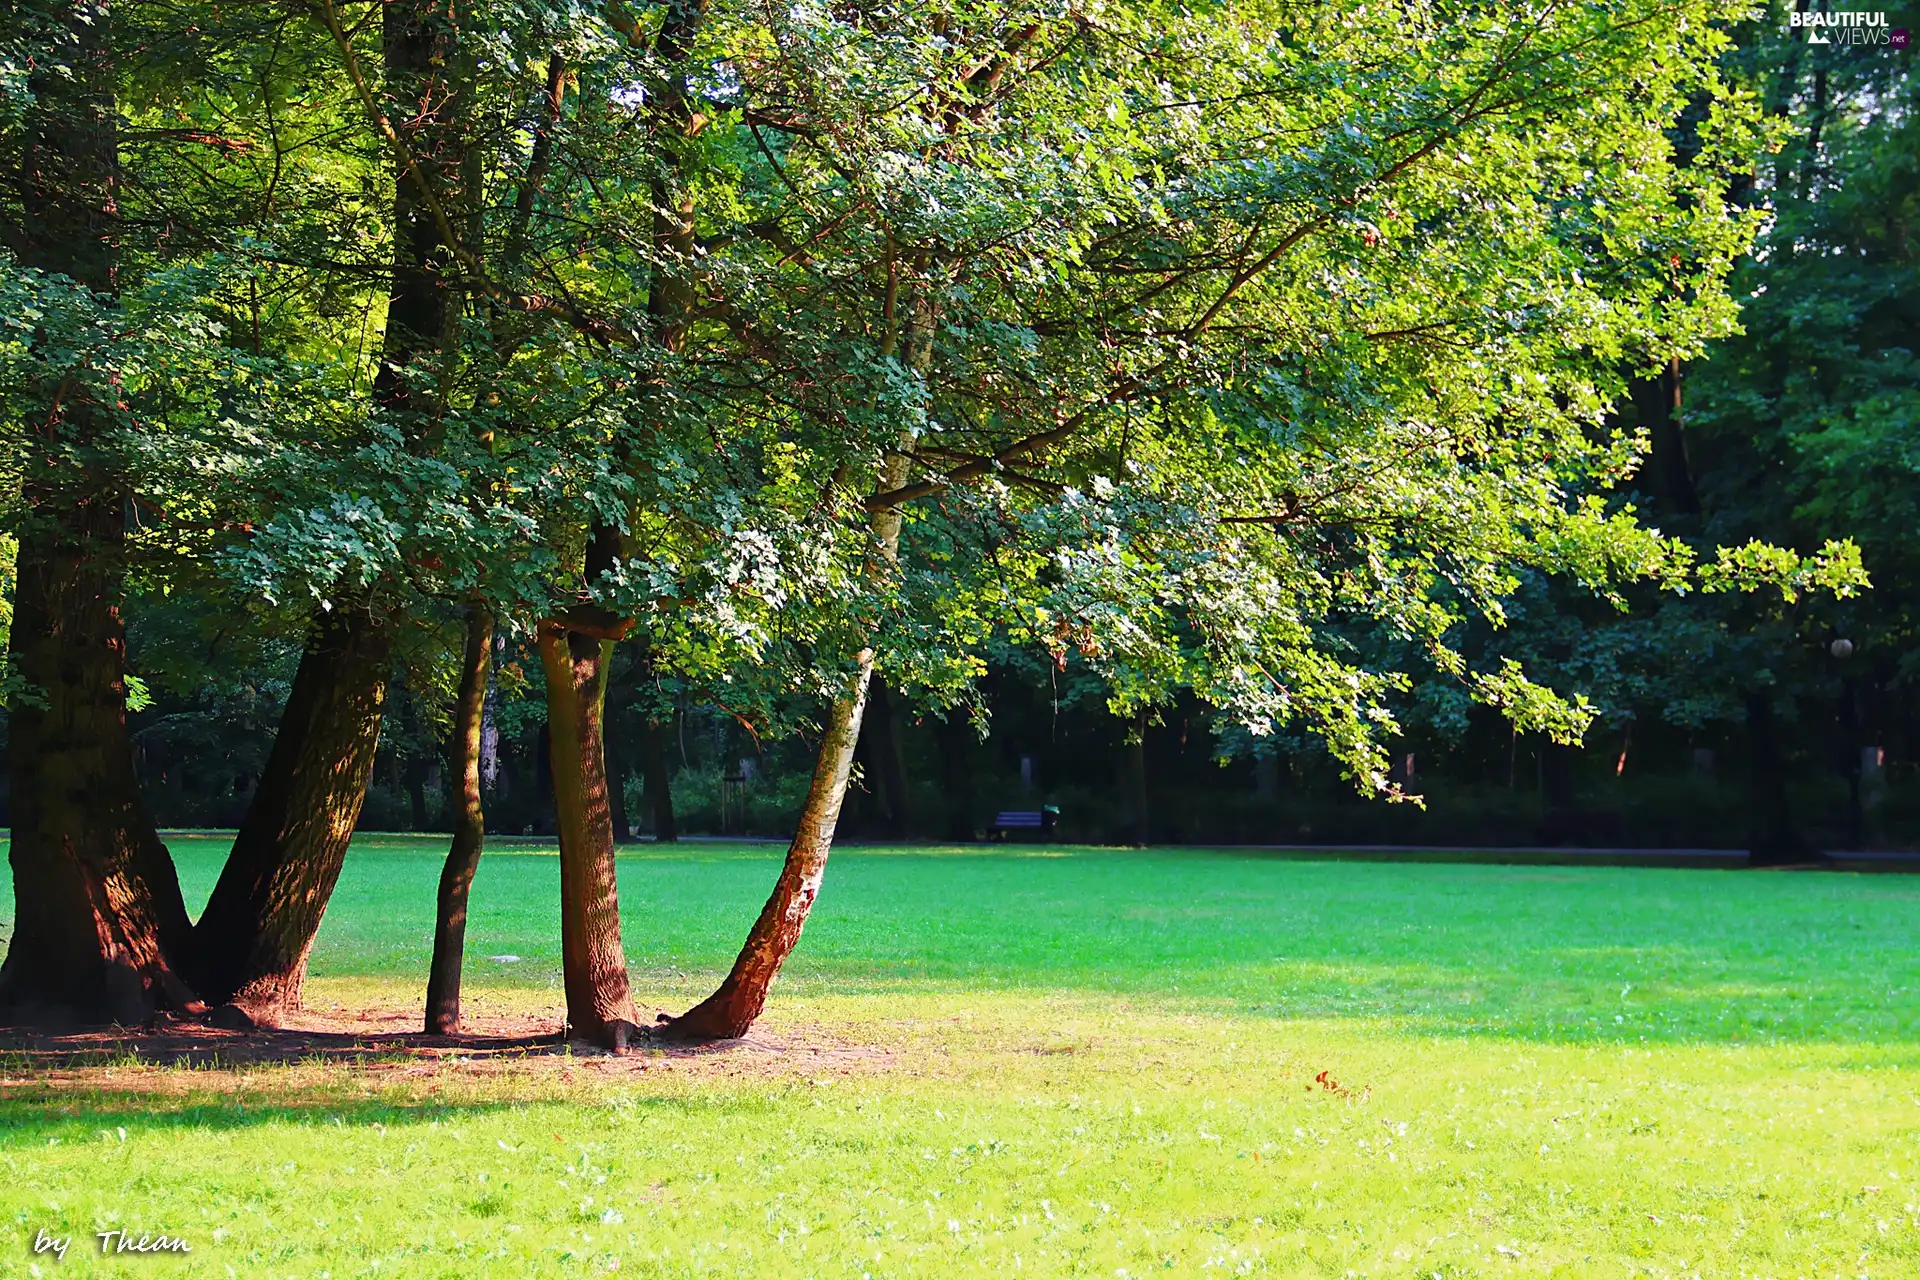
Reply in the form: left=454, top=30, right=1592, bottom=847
left=0, top=1020, right=772, bottom=1072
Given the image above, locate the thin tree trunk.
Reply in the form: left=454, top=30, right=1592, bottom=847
left=186, top=608, right=391, bottom=1024
left=863, top=674, right=910, bottom=838
left=0, top=0, right=198, bottom=1026
left=662, top=454, right=912, bottom=1041
left=638, top=714, right=677, bottom=842
left=404, top=756, right=430, bottom=831
left=539, top=618, right=638, bottom=1050
left=1630, top=358, right=1699, bottom=517
left=1121, top=711, right=1149, bottom=847
left=604, top=695, right=632, bottom=843
left=659, top=655, right=878, bottom=1040
left=424, top=605, right=492, bottom=1033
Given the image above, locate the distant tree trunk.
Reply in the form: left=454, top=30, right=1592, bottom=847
left=1541, top=742, right=1578, bottom=812
left=186, top=608, right=391, bottom=1025
left=538, top=612, right=638, bottom=1050
left=404, top=758, right=430, bottom=831
left=1630, top=358, right=1699, bottom=517
left=862, top=675, right=910, bottom=838
left=1745, top=689, right=1809, bottom=865
left=534, top=721, right=556, bottom=835
left=604, top=703, right=632, bottom=843
left=0, top=0, right=199, bottom=1026
left=424, top=606, right=492, bottom=1033
left=932, top=712, right=975, bottom=841
left=638, top=714, right=677, bottom=842
left=1120, top=711, right=1149, bottom=847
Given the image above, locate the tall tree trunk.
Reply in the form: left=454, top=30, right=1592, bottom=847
left=186, top=608, right=391, bottom=1023
left=539, top=616, right=638, bottom=1050
left=638, top=713, right=677, bottom=842
left=183, top=0, right=463, bottom=1027
left=662, top=454, right=912, bottom=1041
left=0, top=0, right=198, bottom=1026
left=424, top=605, right=492, bottom=1033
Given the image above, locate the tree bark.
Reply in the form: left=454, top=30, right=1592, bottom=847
left=186, top=608, right=391, bottom=1024
left=180, top=0, right=462, bottom=1029
left=424, top=605, right=492, bottom=1033
left=0, top=0, right=199, bottom=1026
left=662, top=454, right=912, bottom=1041
left=660, top=655, right=878, bottom=1041
left=539, top=617, right=638, bottom=1050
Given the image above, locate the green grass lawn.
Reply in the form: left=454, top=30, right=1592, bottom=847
left=4, top=837, right=1920, bottom=1277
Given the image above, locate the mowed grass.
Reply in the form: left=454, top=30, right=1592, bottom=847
left=3, top=838, right=1920, bottom=1277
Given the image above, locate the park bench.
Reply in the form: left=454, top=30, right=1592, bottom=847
left=989, top=807, right=1059, bottom=841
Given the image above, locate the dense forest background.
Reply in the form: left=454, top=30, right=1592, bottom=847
left=4, top=4, right=1914, bottom=855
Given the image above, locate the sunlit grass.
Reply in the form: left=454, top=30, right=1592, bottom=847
left=4, top=837, right=1920, bottom=1275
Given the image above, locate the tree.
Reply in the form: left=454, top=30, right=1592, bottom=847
left=0, top=0, right=197, bottom=1023
left=655, top=0, right=1864, bottom=1037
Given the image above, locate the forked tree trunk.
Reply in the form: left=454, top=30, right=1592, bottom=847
left=539, top=619, right=638, bottom=1050
left=186, top=608, right=391, bottom=1025
left=183, top=0, right=457, bottom=1029
left=424, top=605, right=493, bottom=1033
left=0, top=0, right=199, bottom=1027
left=662, top=456, right=911, bottom=1041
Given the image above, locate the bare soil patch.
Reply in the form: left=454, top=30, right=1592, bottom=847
left=0, top=1002, right=898, bottom=1088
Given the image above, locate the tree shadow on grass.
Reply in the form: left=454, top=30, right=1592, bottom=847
left=0, top=1014, right=892, bottom=1080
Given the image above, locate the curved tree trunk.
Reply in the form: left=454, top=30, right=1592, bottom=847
left=186, top=608, right=391, bottom=1025
left=182, top=0, right=463, bottom=1030
left=660, top=658, right=877, bottom=1041
left=663, top=453, right=911, bottom=1041
left=539, top=617, right=638, bottom=1050
left=0, top=0, right=198, bottom=1027
left=424, top=605, right=492, bottom=1033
